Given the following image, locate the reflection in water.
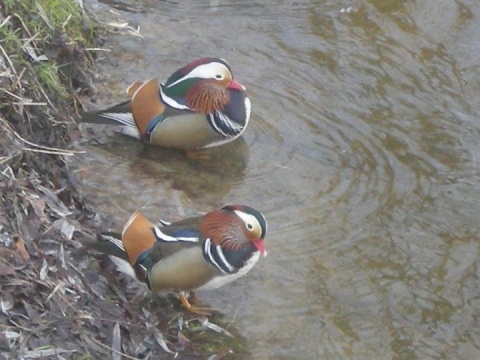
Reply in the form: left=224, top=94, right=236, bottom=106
left=81, top=0, right=480, bottom=358
left=135, top=137, right=249, bottom=201
left=74, top=133, right=249, bottom=216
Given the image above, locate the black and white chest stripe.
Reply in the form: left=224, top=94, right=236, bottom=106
left=207, top=112, right=245, bottom=138
left=202, top=238, right=258, bottom=274
left=202, top=238, right=235, bottom=274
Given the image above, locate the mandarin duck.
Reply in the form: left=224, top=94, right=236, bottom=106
left=81, top=58, right=251, bottom=150
left=88, top=205, right=267, bottom=314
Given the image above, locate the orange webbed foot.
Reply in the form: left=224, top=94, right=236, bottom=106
left=185, top=149, right=213, bottom=161
left=178, top=291, right=213, bottom=316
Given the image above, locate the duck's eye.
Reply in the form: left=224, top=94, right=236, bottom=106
left=215, top=74, right=223, bottom=79
left=246, top=223, right=254, bottom=231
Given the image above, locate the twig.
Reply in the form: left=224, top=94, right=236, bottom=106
left=22, top=147, right=83, bottom=156
left=32, top=75, right=55, bottom=108
left=0, top=154, right=19, bottom=166
left=13, top=13, right=42, bottom=56
left=85, top=48, right=111, bottom=52
left=3, top=88, right=47, bottom=105
left=62, top=14, right=73, bottom=30
left=0, top=43, right=17, bottom=76
left=1, top=165, right=15, bottom=179
left=0, top=117, right=85, bottom=155
left=11, top=102, right=48, bottom=106
left=2, top=90, right=24, bottom=101
left=87, top=335, right=142, bottom=360
left=21, top=32, right=40, bottom=51
left=11, top=66, right=26, bottom=93
left=46, top=281, right=65, bottom=302
left=8, top=319, right=33, bottom=333
left=0, top=15, right=11, bottom=30
left=14, top=13, right=35, bottom=38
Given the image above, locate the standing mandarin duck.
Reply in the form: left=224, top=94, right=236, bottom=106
left=81, top=58, right=251, bottom=150
left=88, top=205, right=267, bottom=314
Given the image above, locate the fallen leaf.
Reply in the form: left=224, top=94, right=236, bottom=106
left=36, top=184, right=72, bottom=217
left=52, top=219, right=75, bottom=240
left=0, top=249, right=17, bottom=262
left=1, top=293, right=14, bottom=314
left=57, top=243, right=67, bottom=269
left=0, top=330, right=21, bottom=351
left=14, top=237, right=30, bottom=260
left=0, top=261, right=15, bottom=276
left=39, top=258, right=48, bottom=280
left=112, top=322, right=121, bottom=360
left=26, top=193, right=47, bottom=223
left=177, top=331, right=190, bottom=346
left=199, top=318, right=234, bottom=338
left=22, top=346, right=75, bottom=358
left=207, top=349, right=234, bottom=360
left=153, top=329, right=176, bottom=354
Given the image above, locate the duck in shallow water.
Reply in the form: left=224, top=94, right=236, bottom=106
left=81, top=58, right=251, bottom=151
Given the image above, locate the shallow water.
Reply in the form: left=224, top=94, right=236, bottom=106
left=77, top=0, right=480, bottom=358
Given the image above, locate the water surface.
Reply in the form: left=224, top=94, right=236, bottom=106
left=78, top=0, right=480, bottom=358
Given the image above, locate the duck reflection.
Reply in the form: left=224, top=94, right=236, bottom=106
left=79, top=133, right=250, bottom=209
left=137, top=136, right=250, bottom=201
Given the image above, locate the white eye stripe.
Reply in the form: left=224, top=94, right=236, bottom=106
left=233, top=210, right=260, bottom=233
left=166, top=63, right=230, bottom=88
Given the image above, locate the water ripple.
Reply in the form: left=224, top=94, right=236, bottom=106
left=82, top=0, right=480, bottom=358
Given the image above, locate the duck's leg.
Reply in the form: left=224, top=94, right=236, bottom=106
left=178, top=291, right=213, bottom=316
left=185, top=149, right=212, bottom=161
left=188, top=290, right=197, bottom=303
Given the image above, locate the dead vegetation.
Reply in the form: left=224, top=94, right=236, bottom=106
left=0, top=1, right=244, bottom=359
